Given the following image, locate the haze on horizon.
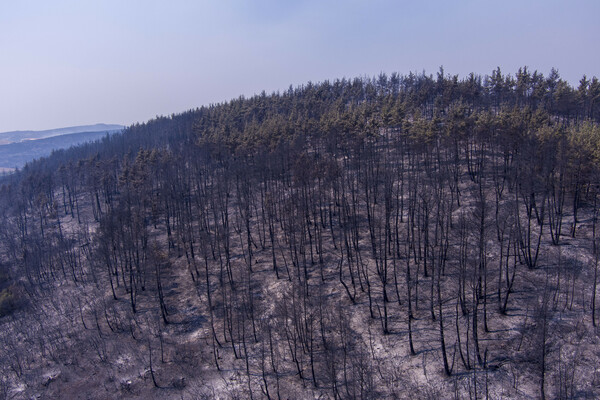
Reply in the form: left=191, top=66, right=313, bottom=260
left=0, top=0, right=598, bottom=133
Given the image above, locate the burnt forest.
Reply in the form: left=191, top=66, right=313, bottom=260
left=1, top=67, right=600, bottom=399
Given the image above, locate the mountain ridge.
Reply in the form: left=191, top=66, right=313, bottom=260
left=0, top=123, right=124, bottom=145
left=0, top=127, right=123, bottom=169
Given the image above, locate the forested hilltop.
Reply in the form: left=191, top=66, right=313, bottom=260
left=1, top=67, right=599, bottom=399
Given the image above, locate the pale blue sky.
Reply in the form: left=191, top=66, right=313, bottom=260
left=0, top=0, right=598, bottom=132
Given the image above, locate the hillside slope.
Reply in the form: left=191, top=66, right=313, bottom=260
left=0, top=69, right=599, bottom=399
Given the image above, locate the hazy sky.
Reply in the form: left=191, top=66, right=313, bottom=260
left=1, top=0, right=598, bottom=132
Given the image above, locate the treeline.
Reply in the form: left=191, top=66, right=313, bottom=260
left=1, top=67, right=599, bottom=398
left=2, top=66, right=598, bottom=177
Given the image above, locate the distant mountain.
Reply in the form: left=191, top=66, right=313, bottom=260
left=0, top=126, right=123, bottom=169
left=0, top=124, right=124, bottom=145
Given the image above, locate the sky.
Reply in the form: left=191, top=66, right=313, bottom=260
left=0, top=0, right=598, bottom=132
